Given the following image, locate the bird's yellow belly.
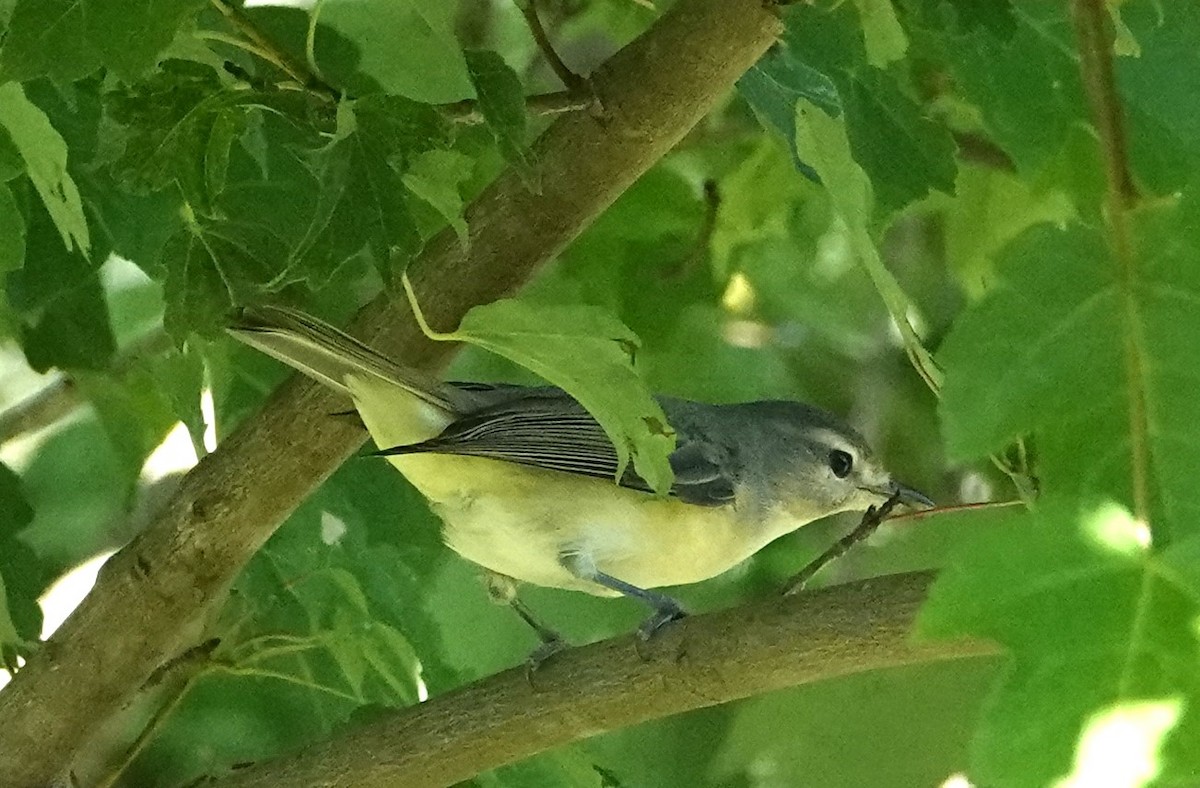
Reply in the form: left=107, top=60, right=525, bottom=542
left=387, top=453, right=774, bottom=595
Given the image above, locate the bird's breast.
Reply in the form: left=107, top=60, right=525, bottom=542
left=387, top=453, right=797, bottom=594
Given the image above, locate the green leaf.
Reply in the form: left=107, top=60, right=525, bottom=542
left=0, top=0, right=101, bottom=83
left=0, top=461, right=41, bottom=665
left=0, top=0, right=203, bottom=82
left=78, top=364, right=182, bottom=476
left=1113, top=1, right=1200, bottom=194
left=850, top=0, right=908, bottom=67
left=942, top=165, right=1074, bottom=299
left=0, top=126, right=27, bottom=183
left=185, top=460, right=443, bottom=767
left=287, top=95, right=447, bottom=284
left=19, top=274, right=116, bottom=371
left=83, top=0, right=206, bottom=81
left=793, top=99, right=941, bottom=391
left=744, top=2, right=957, bottom=214
left=0, top=83, right=89, bottom=255
left=0, top=182, right=26, bottom=274
left=938, top=194, right=1200, bottom=529
left=0, top=571, right=31, bottom=671
left=317, top=0, right=472, bottom=103
left=105, top=61, right=263, bottom=215
left=151, top=346, right=208, bottom=455
left=737, top=51, right=837, bottom=182
left=464, top=49, right=534, bottom=183
left=402, top=149, right=473, bottom=247
left=5, top=195, right=115, bottom=371
left=160, top=224, right=239, bottom=343
left=409, top=283, right=676, bottom=493
left=0, top=461, right=32, bottom=529
left=917, top=504, right=1200, bottom=786
left=920, top=2, right=1102, bottom=205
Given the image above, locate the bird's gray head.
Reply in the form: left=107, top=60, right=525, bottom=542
left=736, top=401, right=931, bottom=521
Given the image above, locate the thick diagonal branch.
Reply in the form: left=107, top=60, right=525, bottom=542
left=214, top=571, right=998, bottom=788
left=0, top=0, right=783, bottom=784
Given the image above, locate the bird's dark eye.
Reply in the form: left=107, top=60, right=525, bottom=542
left=829, top=449, right=854, bottom=479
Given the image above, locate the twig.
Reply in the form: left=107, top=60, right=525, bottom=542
left=1070, top=0, right=1149, bottom=528
left=782, top=491, right=904, bottom=596
left=440, top=89, right=593, bottom=124
left=97, top=639, right=221, bottom=788
left=203, top=3, right=594, bottom=125
left=0, top=328, right=172, bottom=446
left=208, top=0, right=341, bottom=101
left=0, top=375, right=78, bottom=446
left=515, top=0, right=589, bottom=92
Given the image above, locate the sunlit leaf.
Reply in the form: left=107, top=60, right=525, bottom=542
left=0, top=83, right=89, bottom=255
left=464, top=49, right=534, bottom=184
left=403, top=149, right=473, bottom=247
left=408, top=282, right=676, bottom=494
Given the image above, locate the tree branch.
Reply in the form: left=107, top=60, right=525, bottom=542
left=441, top=89, right=593, bottom=124
left=0, top=1, right=784, bottom=784
left=0, top=329, right=172, bottom=446
left=212, top=571, right=1000, bottom=788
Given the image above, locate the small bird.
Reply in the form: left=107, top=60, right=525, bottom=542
left=230, top=305, right=931, bottom=645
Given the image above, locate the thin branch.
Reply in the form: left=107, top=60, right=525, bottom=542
left=204, top=1, right=594, bottom=125
left=211, top=572, right=1000, bottom=788
left=0, top=1, right=786, bottom=783
left=515, top=0, right=588, bottom=92
left=1069, top=0, right=1149, bottom=526
left=97, top=640, right=219, bottom=788
left=0, top=328, right=172, bottom=446
left=440, top=89, right=593, bottom=124
left=781, top=491, right=904, bottom=595
left=0, top=374, right=78, bottom=445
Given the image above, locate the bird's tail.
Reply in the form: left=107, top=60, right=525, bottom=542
left=228, top=305, right=461, bottom=416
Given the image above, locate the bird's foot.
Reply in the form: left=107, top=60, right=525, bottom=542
left=636, top=601, right=688, bottom=641
left=524, top=635, right=570, bottom=680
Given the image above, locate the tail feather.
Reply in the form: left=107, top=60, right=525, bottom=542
left=228, top=305, right=462, bottom=415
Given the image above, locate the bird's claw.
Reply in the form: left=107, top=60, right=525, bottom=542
left=636, top=603, right=688, bottom=641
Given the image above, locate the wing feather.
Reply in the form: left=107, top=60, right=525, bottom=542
left=375, top=390, right=736, bottom=506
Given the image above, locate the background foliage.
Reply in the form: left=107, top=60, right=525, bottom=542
left=0, top=0, right=1195, bottom=786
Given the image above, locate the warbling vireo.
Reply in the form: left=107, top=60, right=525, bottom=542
left=230, top=306, right=931, bottom=643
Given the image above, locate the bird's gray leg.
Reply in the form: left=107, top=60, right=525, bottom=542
left=483, top=573, right=568, bottom=666
left=560, top=553, right=688, bottom=640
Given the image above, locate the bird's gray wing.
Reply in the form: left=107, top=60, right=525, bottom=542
left=375, top=387, right=736, bottom=507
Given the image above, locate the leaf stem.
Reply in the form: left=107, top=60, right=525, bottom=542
left=96, top=678, right=198, bottom=788
left=211, top=664, right=362, bottom=703
left=209, top=0, right=341, bottom=101
left=1069, top=0, right=1151, bottom=529
left=400, top=271, right=455, bottom=341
